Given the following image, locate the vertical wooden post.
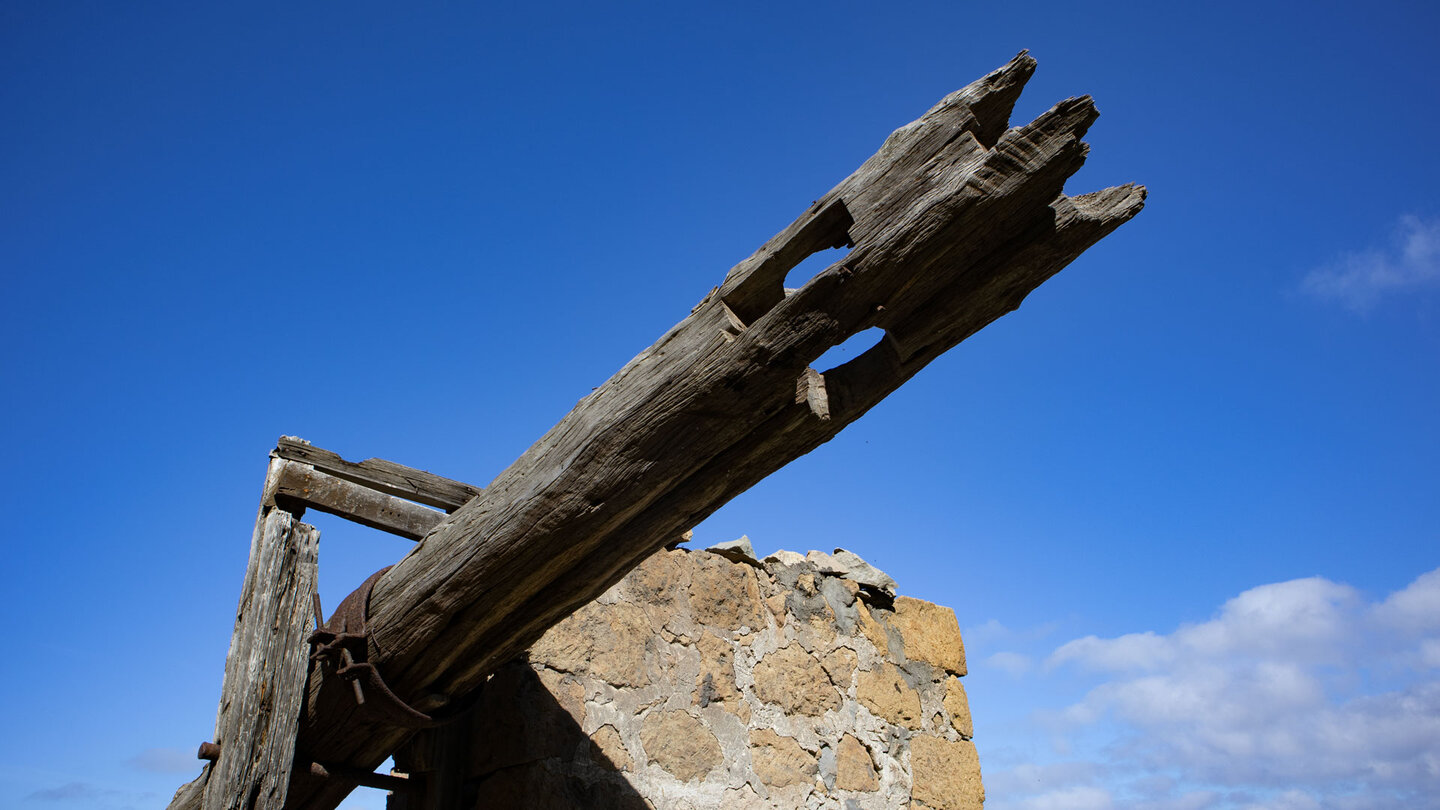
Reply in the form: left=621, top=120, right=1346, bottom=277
left=387, top=703, right=477, bottom=810
left=168, top=458, right=321, bottom=810
left=203, top=504, right=320, bottom=810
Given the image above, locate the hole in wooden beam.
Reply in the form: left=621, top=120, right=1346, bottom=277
left=720, top=198, right=853, bottom=325
left=812, top=326, right=886, bottom=375
left=782, top=245, right=852, bottom=295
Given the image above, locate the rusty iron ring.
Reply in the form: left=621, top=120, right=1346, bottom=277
left=308, top=566, right=438, bottom=729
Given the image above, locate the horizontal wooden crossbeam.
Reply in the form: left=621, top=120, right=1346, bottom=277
left=273, top=437, right=481, bottom=513
left=272, top=462, right=445, bottom=541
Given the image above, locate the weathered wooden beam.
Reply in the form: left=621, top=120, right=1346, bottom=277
left=306, top=761, right=415, bottom=794
left=170, top=447, right=462, bottom=808
left=389, top=714, right=475, bottom=810
left=273, top=461, right=444, bottom=541
left=268, top=52, right=1143, bottom=810
left=200, top=507, right=317, bottom=810
left=168, top=458, right=321, bottom=810
left=273, top=437, right=480, bottom=512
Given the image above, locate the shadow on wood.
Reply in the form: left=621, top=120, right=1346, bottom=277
left=389, top=663, right=649, bottom=810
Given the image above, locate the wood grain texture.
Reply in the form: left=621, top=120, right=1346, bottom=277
left=165, top=766, right=209, bottom=810
left=170, top=459, right=322, bottom=810
left=202, top=494, right=320, bottom=810
left=273, top=52, right=1144, bottom=810
left=273, top=438, right=480, bottom=512
left=390, top=716, right=474, bottom=810
left=273, top=462, right=443, bottom=541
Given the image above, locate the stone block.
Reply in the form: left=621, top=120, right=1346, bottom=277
left=687, top=552, right=766, bottom=632
left=529, top=600, right=653, bottom=687
left=753, top=642, right=840, bottom=716
left=857, top=662, right=922, bottom=729
left=829, top=548, right=898, bottom=592
left=821, top=647, right=858, bottom=689
left=706, top=535, right=758, bottom=564
left=857, top=601, right=894, bottom=657
left=944, top=678, right=973, bottom=738
left=640, top=709, right=722, bottom=782
left=764, top=591, right=789, bottom=628
left=909, top=735, right=982, bottom=810
left=590, top=724, right=632, bottom=772
left=749, top=728, right=818, bottom=788
left=693, top=630, right=740, bottom=708
left=625, top=548, right=691, bottom=605
left=835, top=734, right=878, bottom=792
left=891, top=596, right=966, bottom=675
left=536, top=667, right=586, bottom=725
left=467, top=664, right=595, bottom=778
left=469, top=759, right=652, bottom=810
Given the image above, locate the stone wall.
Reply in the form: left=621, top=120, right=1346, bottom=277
left=435, top=542, right=981, bottom=809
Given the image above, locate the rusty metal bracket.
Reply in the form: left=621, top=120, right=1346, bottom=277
left=194, top=743, right=419, bottom=794
left=308, top=566, right=439, bottom=729
left=307, top=760, right=419, bottom=793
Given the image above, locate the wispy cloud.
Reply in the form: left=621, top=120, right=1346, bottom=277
left=125, top=747, right=200, bottom=774
left=965, top=618, right=1059, bottom=679
left=988, top=567, right=1440, bottom=810
left=987, top=651, right=1036, bottom=676
left=26, top=782, right=104, bottom=802
left=23, top=782, right=155, bottom=806
left=1302, top=215, right=1440, bottom=311
left=1013, top=784, right=1116, bottom=810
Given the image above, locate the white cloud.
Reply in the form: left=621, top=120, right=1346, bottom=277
left=988, top=761, right=1108, bottom=795
left=965, top=618, right=1015, bottom=646
left=1235, top=791, right=1323, bottom=810
left=1144, top=791, right=1221, bottom=810
left=1051, top=630, right=1175, bottom=672
left=1420, top=638, right=1440, bottom=669
left=966, top=618, right=1061, bottom=646
left=997, top=567, right=1440, bottom=810
left=966, top=618, right=1060, bottom=679
left=1050, top=577, right=1363, bottom=674
left=988, top=651, right=1035, bottom=676
left=1302, top=215, right=1440, bottom=311
left=1179, top=577, right=1360, bottom=662
left=1372, top=567, right=1440, bottom=635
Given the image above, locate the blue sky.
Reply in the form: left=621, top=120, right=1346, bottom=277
left=2, top=3, right=1436, bottom=809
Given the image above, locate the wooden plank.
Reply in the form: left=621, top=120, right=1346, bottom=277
left=389, top=716, right=472, bottom=810
left=203, top=507, right=319, bottom=810
left=265, top=52, right=1144, bottom=810
left=170, top=458, right=318, bottom=810
left=273, top=461, right=443, bottom=541
left=273, top=437, right=480, bottom=512
left=196, top=484, right=320, bottom=810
